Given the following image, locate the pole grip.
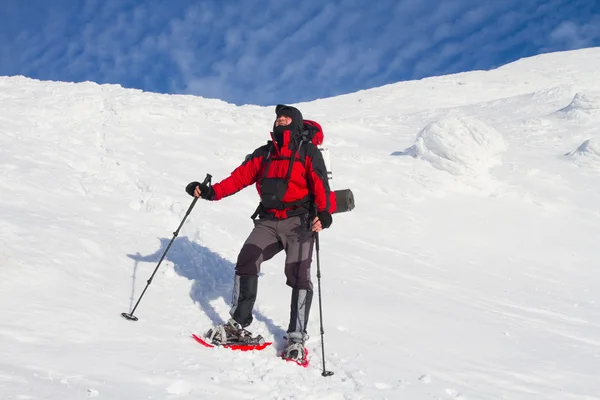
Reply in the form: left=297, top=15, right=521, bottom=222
left=202, top=173, right=212, bottom=186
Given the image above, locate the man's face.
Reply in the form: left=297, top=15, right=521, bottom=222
left=275, top=115, right=292, bottom=127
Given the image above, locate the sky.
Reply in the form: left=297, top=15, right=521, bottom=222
left=1, top=0, right=599, bottom=106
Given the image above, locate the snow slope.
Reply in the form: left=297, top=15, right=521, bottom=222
left=1, top=48, right=600, bottom=399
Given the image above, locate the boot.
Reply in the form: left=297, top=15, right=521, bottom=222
left=282, top=332, right=308, bottom=363
left=206, top=318, right=264, bottom=345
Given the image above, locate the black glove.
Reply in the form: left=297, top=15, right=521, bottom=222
left=317, top=210, right=333, bottom=229
left=185, top=181, right=215, bottom=200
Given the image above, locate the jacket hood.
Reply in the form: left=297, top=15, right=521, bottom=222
left=273, top=104, right=304, bottom=134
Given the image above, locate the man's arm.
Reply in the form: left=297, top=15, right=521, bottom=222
left=210, top=145, right=269, bottom=200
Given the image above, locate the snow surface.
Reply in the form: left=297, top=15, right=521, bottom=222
left=566, top=139, right=600, bottom=168
left=1, top=48, right=600, bottom=399
left=556, top=92, right=600, bottom=122
left=402, top=112, right=507, bottom=176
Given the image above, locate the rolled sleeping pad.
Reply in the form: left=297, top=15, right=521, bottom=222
left=319, top=147, right=333, bottom=184
left=331, top=189, right=355, bottom=214
left=319, top=146, right=354, bottom=214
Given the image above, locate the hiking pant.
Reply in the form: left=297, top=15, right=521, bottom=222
left=229, top=215, right=314, bottom=339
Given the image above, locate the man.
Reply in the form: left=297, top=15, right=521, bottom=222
left=186, top=104, right=333, bottom=362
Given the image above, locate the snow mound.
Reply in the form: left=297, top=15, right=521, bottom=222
left=556, top=92, right=600, bottom=121
left=531, top=84, right=573, bottom=103
left=565, top=138, right=600, bottom=166
left=405, top=113, right=507, bottom=175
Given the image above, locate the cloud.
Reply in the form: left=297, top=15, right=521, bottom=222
left=0, top=0, right=599, bottom=105
left=549, top=19, right=600, bottom=49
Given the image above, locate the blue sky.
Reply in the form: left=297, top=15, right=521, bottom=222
left=1, top=0, right=599, bottom=106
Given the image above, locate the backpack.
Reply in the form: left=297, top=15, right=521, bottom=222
left=301, top=120, right=324, bottom=147
left=301, top=120, right=354, bottom=215
left=253, top=118, right=354, bottom=218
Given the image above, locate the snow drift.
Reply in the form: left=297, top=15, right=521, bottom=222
left=531, top=84, right=574, bottom=103
left=566, top=138, right=600, bottom=166
left=404, top=113, right=507, bottom=175
left=555, top=91, right=600, bottom=121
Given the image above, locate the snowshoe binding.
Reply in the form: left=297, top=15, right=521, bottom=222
left=206, top=318, right=265, bottom=346
left=281, top=335, right=309, bottom=367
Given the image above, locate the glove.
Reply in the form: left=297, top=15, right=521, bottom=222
left=185, top=181, right=216, bottom=200
left=317, top=210, right=333, bottom=229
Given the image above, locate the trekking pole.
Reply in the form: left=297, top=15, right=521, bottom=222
left=121, top=173, right=212, bottom=321
left=315, top=232, right=334, bottom=377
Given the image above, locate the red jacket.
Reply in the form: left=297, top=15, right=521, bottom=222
left=212, top=128, right=332, bottom=219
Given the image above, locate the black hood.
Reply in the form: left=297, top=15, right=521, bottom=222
left=273, top=104, right=304, bottom=135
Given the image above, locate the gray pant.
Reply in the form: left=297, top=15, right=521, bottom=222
left=229, top=215, right=314, bottom=340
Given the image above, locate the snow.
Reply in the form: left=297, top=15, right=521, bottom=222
left=566, top=139, right=600, bottom=167
left=402, top=112, right=507, bottom=176
left=1, top=48, right=600, bottom=399
left=556, top=91, right=600, bottom=121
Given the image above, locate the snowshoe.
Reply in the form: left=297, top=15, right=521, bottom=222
left=192, top=333, right=271, bottom=351
left=281, top=340, right=309, bottom=367
left=205, top=318, right=265, bottom=346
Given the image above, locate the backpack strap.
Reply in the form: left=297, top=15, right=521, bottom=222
left=260, top=142, right=299, bottom=187
left=251, top=140, right=311, bottom=219
left=260, top=143, right=274, bottom=182
left=277, top=139, right=312, bottom=209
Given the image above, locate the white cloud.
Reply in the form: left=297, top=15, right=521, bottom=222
left=550, top=19, right=600, bottom=49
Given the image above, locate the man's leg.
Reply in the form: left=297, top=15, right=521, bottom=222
left=281, top=216, right=315, bottom=342
left=230, top=219, right=282, bottom=327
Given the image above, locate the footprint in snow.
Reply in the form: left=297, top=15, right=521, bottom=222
left=166, top=379, right=192, bottom=395
left=445, top=388, right=467, bottom=399
left=374, top=382, right=392, bottom=390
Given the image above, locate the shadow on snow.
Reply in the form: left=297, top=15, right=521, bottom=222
left=127, top=236, right=286, bottom=346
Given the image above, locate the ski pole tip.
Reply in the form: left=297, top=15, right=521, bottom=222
left=121, top=312, right=139, bottom=321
